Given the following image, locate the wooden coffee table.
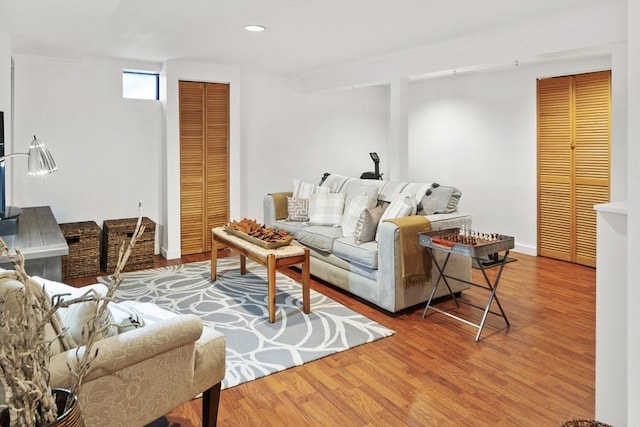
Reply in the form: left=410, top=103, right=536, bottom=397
left=210, top=226, right=310, bottom=323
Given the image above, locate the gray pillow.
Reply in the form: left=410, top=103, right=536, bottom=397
left=353, top=205, right=386, bottom=245
left=419, top=183, right=462, bottom=215
left=287, top=196, right=309, bottom=222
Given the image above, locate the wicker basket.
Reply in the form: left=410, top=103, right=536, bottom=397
left=59, top=221, right=101, bottom=280
left=101, top=217, right=155, bottom=273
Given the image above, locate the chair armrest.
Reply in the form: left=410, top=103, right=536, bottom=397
left=49, top=314, right=204, bottom=387
left=194, top=326, right=227, bottom=391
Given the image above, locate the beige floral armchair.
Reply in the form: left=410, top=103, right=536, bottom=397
left=50, top=313, right=226, bottom=426
left=1, top=275, right=226, bottom=427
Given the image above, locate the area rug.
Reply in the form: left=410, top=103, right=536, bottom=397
left=99, top=258, right=394, bottom=389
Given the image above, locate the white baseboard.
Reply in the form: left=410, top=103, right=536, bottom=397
left=161, top=246, right=182, bottom=260
left=514, top=243, right=536, bottom=256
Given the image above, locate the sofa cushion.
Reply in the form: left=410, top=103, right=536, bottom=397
left=296, top=226, right=344, bottom=253
left=420, top=183, right=462, bottom=214
left=273, top=219, right=310, bottom=237
left=341, top=193, right=376, bottom=238
left=309, top=192, right=345, bottom=226
left=287, top=196, right=310, bottom=222
left=353, top=205, right=385, bottom=245
left=333, top=238, right=379, bottom=269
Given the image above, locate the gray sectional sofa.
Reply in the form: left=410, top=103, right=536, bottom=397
left=263, top=173, right=473, bottom=313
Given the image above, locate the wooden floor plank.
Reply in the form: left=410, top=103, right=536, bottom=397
left=67, top=250, right=596, bottom=426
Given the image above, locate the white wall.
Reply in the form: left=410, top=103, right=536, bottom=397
left=0, top=34, right=12, bottom=207
left=408, top=56, right=612, bottom=254
left=11, top=55, right=163, bottom=246
left=6, top=55, right=388, bottom=258
left=240, top=71, right=389, bottom=221
left=625, top=1, right=640, bottom=424
left=298, top=1, right=627, bottom=92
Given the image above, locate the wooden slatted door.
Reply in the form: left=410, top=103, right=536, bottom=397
left=179, top=81, right=229, bottom=255
left=537, top=70, right=610, bottom=267
left=538, top=76, right=573, bottom=262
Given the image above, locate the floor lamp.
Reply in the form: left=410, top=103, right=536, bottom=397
left=0, top=135, right=58, bottom=236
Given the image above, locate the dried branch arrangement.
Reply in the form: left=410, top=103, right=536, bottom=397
left=0, top=204, right=146, bottom=426
left=0, top=256, right=60, bottom=426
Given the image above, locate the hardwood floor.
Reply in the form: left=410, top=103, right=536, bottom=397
left=70, top=251, right=596, bottom=426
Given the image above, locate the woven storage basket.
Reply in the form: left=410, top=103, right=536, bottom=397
left=101, top=217, right=155, bottom=273
left=59, top=221, right=101, bottom=280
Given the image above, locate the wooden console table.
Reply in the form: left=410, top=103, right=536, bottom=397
left=0, top=206, right=69, bottom=281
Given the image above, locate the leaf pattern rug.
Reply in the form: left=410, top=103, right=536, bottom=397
left=103, top=258, right=395, bottom=389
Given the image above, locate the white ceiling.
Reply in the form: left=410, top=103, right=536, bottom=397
left=0, top=0, right=613, bottom=76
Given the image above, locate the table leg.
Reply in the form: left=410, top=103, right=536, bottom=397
left=301, top=248, right=310, bottom=314
left=240, top=255, right=247, bottom=275
left=267, top=254, right=276, bottom=323
left=474, top=251, right=511, bottom=341
left=210, top=231, right=218, bottom=280
left=422, top=252, right=453, bottom=319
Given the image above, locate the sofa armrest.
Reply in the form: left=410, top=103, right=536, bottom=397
left=263, top=191, right=292, bottom=226
left=376, top=215, right=472, bottom=312
left=49, top=314, right=204, bottom=387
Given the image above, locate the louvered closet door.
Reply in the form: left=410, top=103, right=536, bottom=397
left=537, top=71, right=610, bottom=267
left=180, top=81, right=206, bottom=255
left=537, top=76, right=573, bottom=262
left=179, top=81, right=229, bottom=255
left=205, top=83, right=230, bottom=251
left=573, top=71, right=610, bottom=266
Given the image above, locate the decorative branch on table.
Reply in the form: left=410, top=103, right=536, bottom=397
left=0, top=203, right=146, bottom=426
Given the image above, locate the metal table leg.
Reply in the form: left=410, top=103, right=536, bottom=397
left=472, top=250, right=511, bottom=341
left=422, top=249, right=511, bottom=341
left=422, top=252, right=459, bottom=319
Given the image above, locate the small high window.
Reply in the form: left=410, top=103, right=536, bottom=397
left=123, top=71, right=159, bottom=100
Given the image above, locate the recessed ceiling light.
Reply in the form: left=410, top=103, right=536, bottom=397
left=245, top=25, right=266, bottom=32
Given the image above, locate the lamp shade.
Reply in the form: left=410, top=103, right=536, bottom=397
left=27, top=135, right=57, bottom=176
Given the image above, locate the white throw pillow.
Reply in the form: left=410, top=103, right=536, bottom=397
left=120, top=301, right=179, bottom=326
left=0, top=276, right=75, bottom=354
left=375, top=193, right=418, bottom=241
left=34, top=277, right=118, bottom=345
left=108, top=301, right=146, bottom=333
left=292, top=178, right=331, bottom=199
left=341, top=193, right=376, bottom=238
left=309, top=192, right=346, bottom=226
left=342, top=181, right=380, bottom=208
